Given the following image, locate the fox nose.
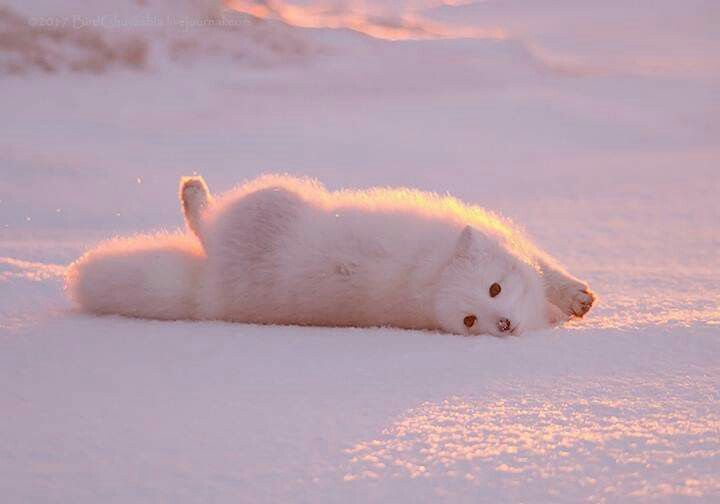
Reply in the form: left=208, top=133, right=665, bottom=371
left=497, top=318, right=512, bottom=333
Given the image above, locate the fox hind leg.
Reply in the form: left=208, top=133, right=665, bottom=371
left=180, top=175, right=212, bottom=245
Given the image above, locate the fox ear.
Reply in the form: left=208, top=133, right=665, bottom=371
left=454, top=225, right=492, bottom=262
left=454, top=225, right=477, bottom=260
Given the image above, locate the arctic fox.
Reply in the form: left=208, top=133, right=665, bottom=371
left=68, top=175, right=595, bottom=336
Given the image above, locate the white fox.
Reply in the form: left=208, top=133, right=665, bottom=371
left=68, top=175, right=595, bottom=336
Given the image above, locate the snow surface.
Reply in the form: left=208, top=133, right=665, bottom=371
left=1, top=1, right=719, bottom=502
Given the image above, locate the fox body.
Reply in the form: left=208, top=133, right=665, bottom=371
left=68, top=175, right=594, bottom=335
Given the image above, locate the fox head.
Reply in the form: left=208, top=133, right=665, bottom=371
left=434, top=226, right=550, bottom=336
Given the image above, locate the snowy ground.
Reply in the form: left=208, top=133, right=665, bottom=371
left=1, top=1, right=719, bottom=502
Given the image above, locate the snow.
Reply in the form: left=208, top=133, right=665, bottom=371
left=1, top=0, right=719, bottom=502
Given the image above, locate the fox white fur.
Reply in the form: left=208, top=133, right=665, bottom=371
left=68, top=175, right=595, bottom=336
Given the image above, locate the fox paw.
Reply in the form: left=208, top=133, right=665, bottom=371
left=181, top=176, right=210, bottom=210
left=567, top=287, right=595, bottom=318
left=180, top=175, right=212, bottom=243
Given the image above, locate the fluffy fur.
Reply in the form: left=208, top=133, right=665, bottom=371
left=68, top=175, right=595, bottom=335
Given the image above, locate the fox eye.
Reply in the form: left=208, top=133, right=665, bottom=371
left=489, top=283, right=501, bottom=297
left=463, top=315, right=477, bottom=328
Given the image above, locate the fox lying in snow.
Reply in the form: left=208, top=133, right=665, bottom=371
left=68, top=175, right=595, bottom=336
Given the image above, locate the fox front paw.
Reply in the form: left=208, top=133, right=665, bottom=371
left=567, top=287, right=595, bottom=318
